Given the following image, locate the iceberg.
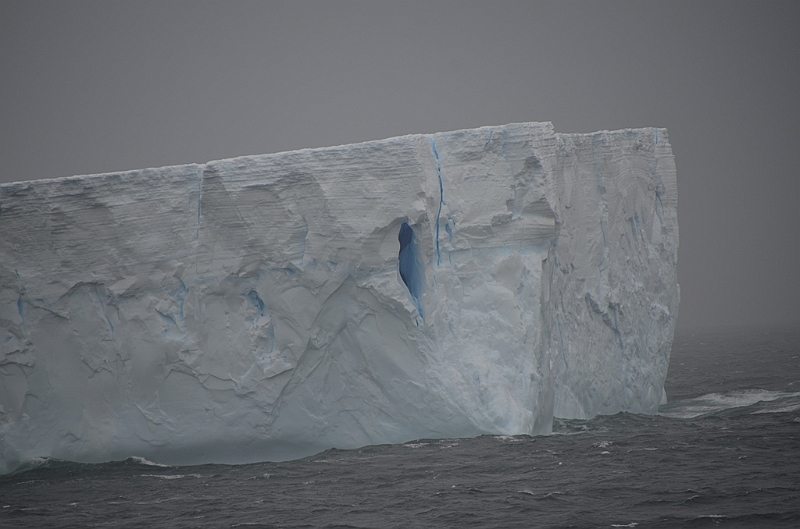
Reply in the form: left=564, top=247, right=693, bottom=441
left=0, top=122, right=678, bottom=473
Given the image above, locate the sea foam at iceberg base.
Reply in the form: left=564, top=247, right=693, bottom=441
left=0, top=122, right=678, bottom=473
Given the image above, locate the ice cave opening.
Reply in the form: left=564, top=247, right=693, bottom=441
left=398, top=222, right=425, bottom=318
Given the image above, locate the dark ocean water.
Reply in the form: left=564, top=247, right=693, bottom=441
left=2, top=325, right=799, bottom=528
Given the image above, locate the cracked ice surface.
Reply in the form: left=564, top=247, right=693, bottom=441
left=0, top=123, right=678, bottom=473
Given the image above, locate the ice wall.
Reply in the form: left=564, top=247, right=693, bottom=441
left=0, top=123, right=678, bottom=473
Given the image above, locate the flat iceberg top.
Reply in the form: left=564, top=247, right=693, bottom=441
left=0, top=122, right=557, bottom=187
left=0, top=122, right=678, bottom=473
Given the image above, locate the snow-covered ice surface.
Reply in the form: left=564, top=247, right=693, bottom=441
left=0, top=122, right=678, bottom=473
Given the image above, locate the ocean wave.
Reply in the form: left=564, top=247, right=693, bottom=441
left=8, top=457, right=88, bottom=475
left=8, top=455, right=173, bottom=476
left=128, top=456, right=171, bottom=468
left=659, top=389, right=800, bottom=419
left=139, top=473, right=202, bottom=480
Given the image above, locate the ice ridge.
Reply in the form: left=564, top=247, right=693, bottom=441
left=0, top=122, right=678, bottom=473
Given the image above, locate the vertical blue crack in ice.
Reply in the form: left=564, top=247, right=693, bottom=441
left=196, top=169, right=203, bottom=241
left=93, top=285, right=115, bottom=339
left=14, top=269, right=26, bottom=326
left=16, top=296, right=25, bottom=327
left=298, top=224, right=309, bottom=265
left=612, top=304, right=624, bottom=352
left=429, top=137, right=444, bottom=266
left=174, top=280, right=188, bottom=328
left=654, top=189, right=665, bottom=228
left=599, top=216, right=609, bottom=280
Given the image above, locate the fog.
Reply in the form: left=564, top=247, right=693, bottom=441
left=2, top=0, right=798, bottom=331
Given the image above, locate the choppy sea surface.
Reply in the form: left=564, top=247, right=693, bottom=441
left=2, top=325, right=798, bottom=528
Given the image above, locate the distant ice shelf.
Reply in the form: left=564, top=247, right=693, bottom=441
left=0, top=122, right=678, bottom=473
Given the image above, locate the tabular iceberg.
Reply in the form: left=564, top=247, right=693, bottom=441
left=0, top=122, right=678, bottom=473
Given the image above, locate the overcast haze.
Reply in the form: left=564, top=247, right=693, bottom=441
left=1, top=0, right=798, bottom=332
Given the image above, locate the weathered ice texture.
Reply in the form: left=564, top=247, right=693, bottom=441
left=0, top=123, right=678, bottom=473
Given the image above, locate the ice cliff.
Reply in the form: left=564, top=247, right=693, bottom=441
left=0, top=122, right=678, bottom=473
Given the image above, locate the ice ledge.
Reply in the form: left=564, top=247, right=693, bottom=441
left=0, top=122, right=678, bottom=473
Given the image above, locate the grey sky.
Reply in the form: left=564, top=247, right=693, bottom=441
left=1, top=0, right=798, bottom=332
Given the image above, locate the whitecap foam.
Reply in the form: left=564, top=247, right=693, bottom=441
left=494, top=435, right=523, bottom=443
left=25, top=457, right=51, bottom=468
left=660, top=389, right=800, bottom=419
left=129, top=456, right=171, bottom=468
left=140, top=473, right=202, bottom=480
left=752, top=401, right=800, bottom=414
